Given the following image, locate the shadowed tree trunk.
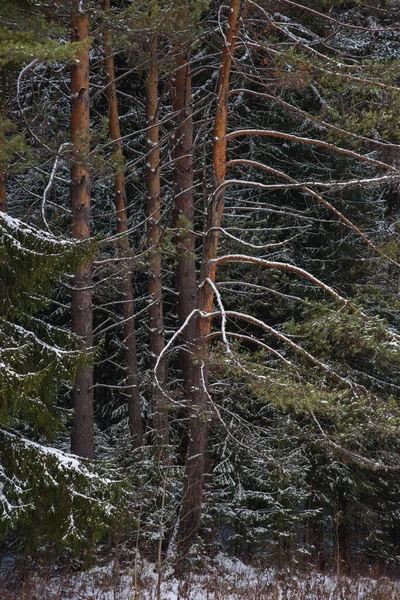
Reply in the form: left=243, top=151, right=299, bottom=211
left=173, top=0, right=242, bottom=574
left=0, top=105, right=7, bottom=214
left=103, top=0, right=143, bottom=450
left=0, top=171, right=5, bottom=213
left=308, top=492, right=326, bottom=572
left=336, top=490, right=352, bottom=574
left=70, top=0, right=94, bottom=459
left=171, top=53, right=197, bottom=405
left=146, top=33, right=168, bottom=452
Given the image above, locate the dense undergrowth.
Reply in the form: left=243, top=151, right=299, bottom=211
left=1, top=551, right=400, bottom=600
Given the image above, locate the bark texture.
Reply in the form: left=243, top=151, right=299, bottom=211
left=171, top=55, right=197, bottom=400
left=70, top=2, right=94, bottom=459
left=146, top=35, right=168, bottom=450
left=173, top=0, right=242, bottom=573
left=0, top=172, right=6, bottom=213
left=103, top=0, right=143, bottom=450
left=0, top=104, right=6, bottom=213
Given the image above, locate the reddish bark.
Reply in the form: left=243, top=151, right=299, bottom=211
left=1, top=106, right=7, bottom=214
left=103, top=0, right=143, bottom=450
left=174, top=0, right=242, bottom=573
left=198, top=0, right=242, bottom=323
left=70, top=1, right=94, bottom=459
left=146, top=34, right=168, bottom=450
left=171, top=54, right=197, bottom=399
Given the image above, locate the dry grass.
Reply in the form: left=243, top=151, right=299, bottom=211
left=1, top=554, right=399, bottom=599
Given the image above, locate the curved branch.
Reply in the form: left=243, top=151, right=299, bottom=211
left=212, top=254, right=358, bottom=311
left=206, top=330, right=292, bottom=366
left=310, top=411, right=400, bottom=471
left=225, top=159, right=400, bottom=270
left=229, top=88, right=400, bottom=151
left=270, top=0, right=399, bottom=33
left=207, top=309, right=368, bottom=396
left=226, top=129, right=399, bottom=173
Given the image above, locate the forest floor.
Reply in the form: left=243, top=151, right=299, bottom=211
left=1, top=552, right=400, bottom=599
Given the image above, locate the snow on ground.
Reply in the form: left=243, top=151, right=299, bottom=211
left=1, top=553, right=400, bottom=599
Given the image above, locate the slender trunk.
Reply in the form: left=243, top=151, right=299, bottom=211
left=103, top=0, right=143, bottom=449
left=174, top=0, right=241, bottom=573
left=171, top=55, right=197, bottom=399
left=0, top=106, right=7, bottom=213
left=308, top=492, right=326, bottom=571
left=336, top=491, right=352, bottom=573
left=146, top=34, right=168, bottom=450
left=70, top=1, right=94, bottom=459
left=0, top=171, right=5, bottom=213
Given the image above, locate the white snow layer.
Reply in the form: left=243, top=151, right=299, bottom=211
left=1, top=553, right=399, bottom=599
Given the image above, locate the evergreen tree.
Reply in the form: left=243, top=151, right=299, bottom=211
left=0, top=213, right=119, bottom=549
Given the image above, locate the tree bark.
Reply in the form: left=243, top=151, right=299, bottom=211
left=103, top=0, right=143, bottom=450
left=70, top=1, right=94, bottom=459
left=0, top=105, right=7, bottom=214
left=171, top=54, right=197, bottom=402
left=336, top=490, right=352, bottom=573
left=0, top=171, right=6, bottom=213
left=146, top=34, right=168, bottom=451
left=173, top=0, right=242, bottom=573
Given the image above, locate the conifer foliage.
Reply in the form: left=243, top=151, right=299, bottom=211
left=0, top=213, right=117, bottom=546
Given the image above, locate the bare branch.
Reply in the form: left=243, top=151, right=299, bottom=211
left=229, top=88, right=400, bottom=151
left=224, top=160, right=400, bottom=270
left=212, top=254, right=358, bottom=310
left=226, top=130, right=399, bottom=173
left=206, top=309, right=368, bottom=396
left=206, top=330, right=292, bottom=365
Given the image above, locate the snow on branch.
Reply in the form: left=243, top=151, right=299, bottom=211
left=310, top=411, right=400, bottom=471
left=212, top=254, right=357, bottom=311
left=224, top=160, right=400, bottom=270
left=0, top=212, right=74, bottom=248
left=154, top=309, right=199, bottom=377
left=206, top=331, right=292, bottom=366
left=226, top=129, right=399, bottom=173
left=268, top=0, right=399, bottom=32
left=0, top=429, right=120, bottom=537
left=0, top=429, right=114, bottom=483
left=207, top=309, right=369, bottom=396
left=229, top=89, right=400, bottom=151
left=42, top=143, right=70, bottom=234
left=202, top=278, right=231, bottom=353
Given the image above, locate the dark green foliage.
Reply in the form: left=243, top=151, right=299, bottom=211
left=0, top=118, right=26, bottom=171
left=0, top=213, right=95, bottom=317
left=0, top=214, right=110, bottom=549
left=0, top=429, right=123, bottom=552
left=101, top=0, right=209, bottom=57
left=0, top=0, right=77, bottom=70
left=206, top=404, right=312, bottom=564
left=0, top=214, right=96, bottom=434
left=0, top=318, right=81, bottom=435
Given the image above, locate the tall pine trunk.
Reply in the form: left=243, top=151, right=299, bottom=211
left=103, top=0, right=143, bottom=449
left=0, top=105, right=6, bottom=213
left=70, top=1, right=94, bottom=459
left=146, top=34, right=168, bottom=451
left=171, top=54, right=197, bottom=402
left=173, top=0, right=241, bottom=573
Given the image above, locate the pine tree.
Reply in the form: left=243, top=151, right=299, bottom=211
left=69, top=0, right=94, bottom=459
left=0, top=213, right=119, bottom=548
